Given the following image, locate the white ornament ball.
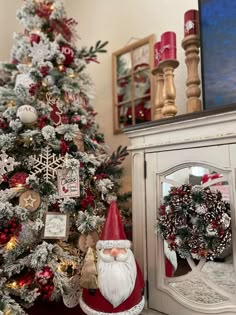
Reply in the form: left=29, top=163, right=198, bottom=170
left=43, top=75, right=55, bottom=87
left=17, top=105, right=38, bottom=124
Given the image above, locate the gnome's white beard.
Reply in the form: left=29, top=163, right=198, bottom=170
left=97, top=249, right=137, bottom=308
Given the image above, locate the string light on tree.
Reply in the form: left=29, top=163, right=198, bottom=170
left=58, top=64, right=65, bottom=72
left=6, top=236, right=18, bottom=251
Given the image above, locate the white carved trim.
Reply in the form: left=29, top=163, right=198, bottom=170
left=96, top=240, right=131, bottom=249
left=157, top=284, right=236, bottom=313
left=164, top=258, right=205, bottom=284
left=132, top=152, right=146, bottom=276
left=79, top=295, right=145, bottom=315
left=125, top=111, right=236, bottom=152
left=157, top=161, right=231, bottom=177
left=199, top=272, right=235, bottom=301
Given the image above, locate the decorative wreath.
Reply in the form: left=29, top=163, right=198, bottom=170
left=157, top=184, right=232, bottom=260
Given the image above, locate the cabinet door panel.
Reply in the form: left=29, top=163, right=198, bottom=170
left=157, top=145, right=230, bottom=172
left=146, top=145, right=236, bottom=315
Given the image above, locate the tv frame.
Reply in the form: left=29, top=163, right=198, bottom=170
left=198, top=0, right=236, bottom=111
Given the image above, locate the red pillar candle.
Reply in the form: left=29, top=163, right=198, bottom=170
left=184, top=9, right=199, bottom=37
left=161, top=31, right=176, bottom=60
left=154, top=41, right=162, bottom=67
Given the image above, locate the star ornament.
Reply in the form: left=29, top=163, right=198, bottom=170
left=19, top=190, right=41, bottom=212
left=24, top=194, right=37, bottom=207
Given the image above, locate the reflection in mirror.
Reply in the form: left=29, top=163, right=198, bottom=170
left=117, top=77, right=131, bottom=103
left=164, top=240, right=191, bottom=278
left=201, top=254, right=235, bottom=294
left=133, top=44, right=150, bottom=69
left=170, top=276, right=229, bottom=304
left=117, top=102, right=132, bottom=128
left=160, top=165, right=235, bottom=302
left=134, top=69, right=150, bottom=99
left=166, top=167, right=190, bottom=184
left=117, top=53, right=131, bottom=78
left=161, top=182, right=172, bottom=198
left=134, top=96, right=151, bottom=124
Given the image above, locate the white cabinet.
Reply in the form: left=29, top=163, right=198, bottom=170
left=125, top=110, right=236, bottom=315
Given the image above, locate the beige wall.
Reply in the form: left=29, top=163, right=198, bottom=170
left=65, top=0, right=199, bottom=192
left=0, top=0, right=23, bottom=61
left=0, top=0, right=199, bottom=192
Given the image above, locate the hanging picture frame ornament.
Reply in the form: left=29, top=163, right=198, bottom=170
left=57, top=168, right=80, bottom=198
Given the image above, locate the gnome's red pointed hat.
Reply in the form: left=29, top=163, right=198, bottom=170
left=96, top=201, right=131, bottom=250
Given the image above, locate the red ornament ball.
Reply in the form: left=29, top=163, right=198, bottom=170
left=9, top=172, right=29, bottom=188
left=30, top=33, right=41, bottom=45
left=18, top=270, right=35, bottom=287
left=60, top=45, right=75, bottom=66
left=36, top=266, right=54, bottom=285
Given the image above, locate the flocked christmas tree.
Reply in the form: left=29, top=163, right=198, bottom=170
left=0, top=0, right=130, bottom=313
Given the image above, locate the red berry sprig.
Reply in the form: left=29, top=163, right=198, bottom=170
left=0, top=217, right=22, bottom=245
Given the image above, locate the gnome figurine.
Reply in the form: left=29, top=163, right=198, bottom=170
left=79, top=201, right=145, bottom=315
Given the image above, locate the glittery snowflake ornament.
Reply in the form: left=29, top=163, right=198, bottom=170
left=0, top=151, right=17, bottom=176
left=29, top=146, right=64, bottom=181
left=30, top=41, right=51, bottom=64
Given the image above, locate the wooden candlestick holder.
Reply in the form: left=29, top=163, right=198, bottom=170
left=158, top=59, right=179, bottom=117
left=152, top=67, right=164, bottom=119
left=182, top=34, right=202, bottom=113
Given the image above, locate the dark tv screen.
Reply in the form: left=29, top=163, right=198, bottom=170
left=199, top=0, right=236, bottom=109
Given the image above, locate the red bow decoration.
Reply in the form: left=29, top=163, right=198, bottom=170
left=50, top=18, right=79, bottom=42
left=35, top=2, right=53, bottom=18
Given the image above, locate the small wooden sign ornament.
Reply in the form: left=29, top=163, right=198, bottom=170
left=19, top=190, right=41, bottom=211
left=43, top=212, right=69, bottom=240
left=78, top=231, right=100, bottom=253
left=57, top=168, right=80, bottom=198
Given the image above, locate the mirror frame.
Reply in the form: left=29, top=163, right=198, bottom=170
left=112, top=34, right=156, bottom=134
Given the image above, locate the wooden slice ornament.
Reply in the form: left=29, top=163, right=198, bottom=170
left=78, top=230, right=99, bottom=252
left=73, top=131, right=84, bottom=151
left=19, top=190, right=41, bottom=211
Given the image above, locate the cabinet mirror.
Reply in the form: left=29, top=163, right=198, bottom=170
left=159, top=165, right=234, bottom=304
